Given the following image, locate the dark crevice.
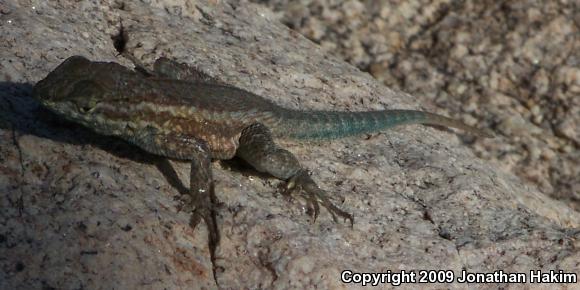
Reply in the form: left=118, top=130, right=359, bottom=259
left=422, top=210, right=435, bottom=224
left=111, top=21, right=128, bottom=55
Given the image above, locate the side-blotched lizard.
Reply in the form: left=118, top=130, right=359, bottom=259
left=33, top=56, right=492, bottom=282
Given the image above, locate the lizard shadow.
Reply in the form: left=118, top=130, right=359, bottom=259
left=0, top=81, right=266, bottom=198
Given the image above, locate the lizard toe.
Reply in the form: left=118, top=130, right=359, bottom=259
left=285, top=170, right=353, bottom=226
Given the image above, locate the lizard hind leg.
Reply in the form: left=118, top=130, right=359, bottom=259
left=237, top=123, right=354, bottom=225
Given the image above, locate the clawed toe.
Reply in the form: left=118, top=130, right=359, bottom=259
left=285, top=170, right=354, bottom=226
left=184, top=191, right=220, bottom=287
left=305, top=192, right=320, bottom=223
left=189, top=207, right=219, bottom=245
left=185, top=196, right=218, bottom=237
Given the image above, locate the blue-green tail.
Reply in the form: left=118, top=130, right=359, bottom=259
left=267, top=109, right=493, bottom=139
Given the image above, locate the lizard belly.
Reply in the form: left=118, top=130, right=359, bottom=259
left=159, top=117, right=244, bottom=160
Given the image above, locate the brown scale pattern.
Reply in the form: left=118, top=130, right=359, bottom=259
left=96, top=103, right=253, bottom=159
left=33, top=56, right=491, bottom=162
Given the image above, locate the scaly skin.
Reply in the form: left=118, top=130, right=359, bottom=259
left=33, top=56, right=493, bottom=285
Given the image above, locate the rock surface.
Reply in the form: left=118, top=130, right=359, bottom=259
left=253, top=0, right=580, bottom=210
left=0, top=0, right=579, bottom=289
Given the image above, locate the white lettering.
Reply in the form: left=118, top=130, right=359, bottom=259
left=340, top=270, right=417, bottom=286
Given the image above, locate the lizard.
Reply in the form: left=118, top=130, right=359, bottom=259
left=32, top=55, right=493, bottom=283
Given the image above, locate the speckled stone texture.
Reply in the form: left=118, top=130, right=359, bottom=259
left=253, top=0, right=580, bottom=210
left=0, top=0, right=579, bottom=289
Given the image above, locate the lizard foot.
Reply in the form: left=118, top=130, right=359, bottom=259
left=181, top=189, right=220, bottom=247
left=181, top=188, right=222, bottom=286
left=284, top=170, right=354, bottom=226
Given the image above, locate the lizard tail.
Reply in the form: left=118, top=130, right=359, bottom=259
left=269, top=109, right=493, bottom=139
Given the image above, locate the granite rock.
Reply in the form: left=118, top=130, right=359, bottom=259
left=1, top=0, right=579, bottom=289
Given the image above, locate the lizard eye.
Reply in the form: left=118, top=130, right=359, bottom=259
left=67, top=80, right=103, bottom=113
left=75, top=98, right=99, bottom=113
left=79, top=105, right=92, bottom=113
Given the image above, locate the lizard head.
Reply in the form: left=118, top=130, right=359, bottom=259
left=33, top=56, right=141, bottom=137
left=33, top=56, right=153, bottom=138
left=33, top=56, right=107, bottom=120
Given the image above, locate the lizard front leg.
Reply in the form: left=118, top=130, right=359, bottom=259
left=236, top=123, right=353, bottom=225
left=127, top=128, right=220, bottom=283
left=183, top=141, right=219, bottom=253
left=168, top=141, right=220, bottom=284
